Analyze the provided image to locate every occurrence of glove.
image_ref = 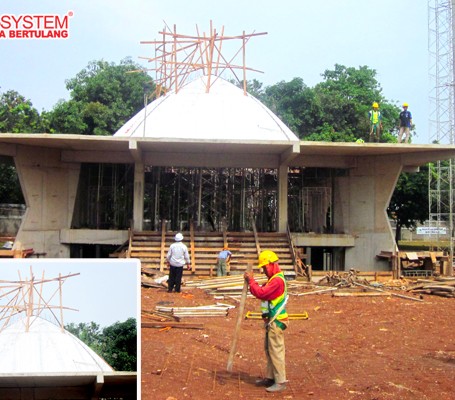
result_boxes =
[244,272,253,283]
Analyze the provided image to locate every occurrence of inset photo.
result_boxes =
[0,258,140,400]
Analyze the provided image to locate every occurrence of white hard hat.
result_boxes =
[175,233,184,241]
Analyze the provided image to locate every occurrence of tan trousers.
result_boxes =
[264,322,287,383]
[398,126,410,143]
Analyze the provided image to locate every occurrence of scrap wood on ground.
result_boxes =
[407,277,455,298]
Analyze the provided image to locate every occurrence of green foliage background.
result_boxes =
[65,318,137,371]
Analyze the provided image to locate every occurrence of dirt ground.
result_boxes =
[141,280,455,400]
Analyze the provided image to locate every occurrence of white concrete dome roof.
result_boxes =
[114,75,299,142]
[0,316,113,373]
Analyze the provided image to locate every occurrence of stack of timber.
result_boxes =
[141,309,204,330]
[407,277,455,298]
[127,230,296,278]
[155,303,235,318]
[185,275,268,297]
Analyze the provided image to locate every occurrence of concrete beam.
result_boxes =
[129,140,143,163]
[0,143,16,157]
[60,229,128,245]
[280,143,300,165]
[91,374,104,399]
[142,152,280,168]
[291,154,356,168]
[61,151,133,164]
[292,233,356,247]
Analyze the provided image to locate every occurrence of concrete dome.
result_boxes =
[0,316,113,373]
[114,75,298,142]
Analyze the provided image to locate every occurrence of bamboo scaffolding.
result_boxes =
[0,269,80,333]
[139,21,267,99]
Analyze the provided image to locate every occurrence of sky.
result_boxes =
[0,259,140,328]
[0,0,430,142]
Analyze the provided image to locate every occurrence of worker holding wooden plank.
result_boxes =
[244,250,289,393]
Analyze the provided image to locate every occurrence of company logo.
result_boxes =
[0,11,74,39]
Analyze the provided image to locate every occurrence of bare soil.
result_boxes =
[141,283,455,400]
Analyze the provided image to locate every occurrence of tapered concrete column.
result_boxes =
[277,164,288,232]
[133,162,144,231]
[339,155,402,270]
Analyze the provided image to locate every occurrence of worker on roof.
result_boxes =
[398,102,413,143]
[166,232,191,293]
[369,102,382,142]
[244,250,289,393]
[216,246,232,276]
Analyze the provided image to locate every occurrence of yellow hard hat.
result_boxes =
[258,250,279,268]
[372,102,379,108]
[402,102,408,107]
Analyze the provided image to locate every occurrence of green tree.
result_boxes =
[262,77,319,137]
[0,90,43,133]
[388,165,429,242]
[66,318,137,371]
[260,65,402,142]
[48,58,154,135]
[99,318,137,371]
[65,321,102,353]
[312,64,400,142]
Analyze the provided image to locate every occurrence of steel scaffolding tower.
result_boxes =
[428,0,455,272]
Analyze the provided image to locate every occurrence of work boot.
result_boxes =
[255,378,274,387]
[265,382,287,392]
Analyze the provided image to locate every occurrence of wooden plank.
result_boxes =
[227,264,251,372]
[159,220,167,272]
[190,222,196,273]
[142,321,204,329]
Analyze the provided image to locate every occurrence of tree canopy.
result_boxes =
[388,165,429,242]
[46,58,154,135]
[260,64,401,142]
[66,318,137,371]
[0,90,44,133]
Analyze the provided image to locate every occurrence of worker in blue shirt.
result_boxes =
[398,102,413,143]
[216,246,232,276]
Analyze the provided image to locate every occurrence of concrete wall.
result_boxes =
[334,155,400,271]
[14,146,80,257]
[0,204,25,235]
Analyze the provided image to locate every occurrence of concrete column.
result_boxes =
[14,146,79,257]
[277,164,288,232]
[133,162,144,231]
[342,155,401,270]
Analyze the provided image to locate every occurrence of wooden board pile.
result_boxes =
[155,303,235,318]
[184,275,267,297]
[141,308,204,330]
[407,277,455,298]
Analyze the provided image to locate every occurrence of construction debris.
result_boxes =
[141,321,204,330]
[155,303,234,318]
[407,277,455,298]
[316,269,370,287]
[141,269,169,289]
[352,282,423,302]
